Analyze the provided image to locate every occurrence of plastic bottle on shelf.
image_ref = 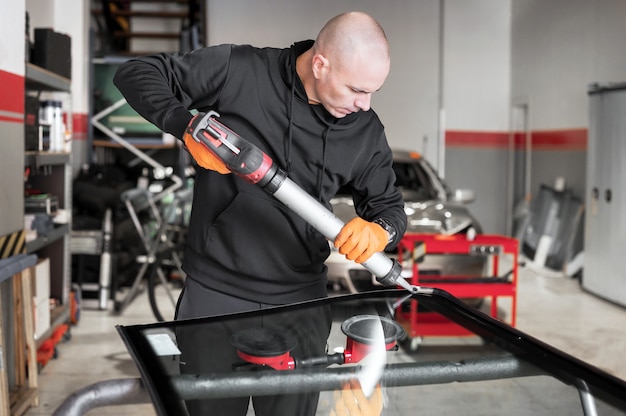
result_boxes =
[40,100,64,152]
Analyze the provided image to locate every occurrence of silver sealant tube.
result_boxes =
[272,177,413,291]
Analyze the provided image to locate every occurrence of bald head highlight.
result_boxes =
[315,12,390,69]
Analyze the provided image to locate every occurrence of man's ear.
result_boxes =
[312,53,329,79]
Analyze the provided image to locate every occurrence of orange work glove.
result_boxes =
[330,380,383,416]
[334,217,388,264]
[183,115,231,174]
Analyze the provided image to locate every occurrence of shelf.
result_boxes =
[92,56,131,65]
[25,63,71,92]
[93,138,176,149]
[24,151,71,167]
[25,224,69,253]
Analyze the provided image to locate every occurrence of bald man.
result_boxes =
[114,11,406,416]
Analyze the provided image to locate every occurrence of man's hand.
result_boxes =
[334,217,388,263]
[183,114,231,174]
[330,380,383,416]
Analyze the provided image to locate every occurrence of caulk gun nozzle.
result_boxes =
[395,277,414,293]
[395,277,421,294]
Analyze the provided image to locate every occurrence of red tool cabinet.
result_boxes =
[395,233,519,340]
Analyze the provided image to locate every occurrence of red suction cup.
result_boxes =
[341,315,405,363]
[230,327,296,370]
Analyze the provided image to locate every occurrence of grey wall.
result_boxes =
[511,0,626,203]
[441,0,511,234]
[0,121,24,237]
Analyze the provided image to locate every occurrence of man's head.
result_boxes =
[305,11,390,118]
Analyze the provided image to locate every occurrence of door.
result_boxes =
[583,84,626,306]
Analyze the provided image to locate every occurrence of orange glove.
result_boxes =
[183,115,231,174]
[334,217,388,263]
[330,380,383,416]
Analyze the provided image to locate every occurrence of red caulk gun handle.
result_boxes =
[188,111,278,187]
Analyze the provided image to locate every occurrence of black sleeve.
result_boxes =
[113,44,232,139]
[351,137,407,249]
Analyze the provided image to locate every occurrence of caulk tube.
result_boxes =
[270,176,413,291]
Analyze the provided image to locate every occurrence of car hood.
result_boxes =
[330,196,480,237]
[404,200,479,235]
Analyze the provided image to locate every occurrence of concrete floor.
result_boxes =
[23,265,626,415]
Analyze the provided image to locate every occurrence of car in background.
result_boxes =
[326,149,484,294]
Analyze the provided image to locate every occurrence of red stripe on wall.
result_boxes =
[72,113,89,138]
[446,131,509,148]
[0,70,24,116]
[530,129,587,151]
[446,129,587,151]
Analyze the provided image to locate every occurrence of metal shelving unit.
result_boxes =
[24,63,73,343]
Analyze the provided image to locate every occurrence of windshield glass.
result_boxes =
[392,159,440,200]
[117,290,626,416]
[335,157,448,202]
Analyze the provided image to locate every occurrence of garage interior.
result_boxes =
[2,0,626,415]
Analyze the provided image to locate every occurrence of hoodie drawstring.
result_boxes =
[316,128,330,202]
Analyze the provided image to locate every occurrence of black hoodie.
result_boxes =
[113,40,407,304]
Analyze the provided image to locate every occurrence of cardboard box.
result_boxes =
[30,258,50,305]
[33,298,51,340]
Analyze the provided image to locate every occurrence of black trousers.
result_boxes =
[175,276,332,416]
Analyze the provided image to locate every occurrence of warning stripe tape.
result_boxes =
[0,230,26,259]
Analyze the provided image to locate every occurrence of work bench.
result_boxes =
[395,233,518,342]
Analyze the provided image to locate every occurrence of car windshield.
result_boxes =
[335,156,450,202]
[393,158,442,201]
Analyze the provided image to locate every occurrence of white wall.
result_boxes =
[0,0,26,237]
[444,0,511,131]
[511,0,626,206]
[206,0,443,164]
[511,0,594,128]
[205,0,512,173]
[512,0,626,130]
[0,0,25,74]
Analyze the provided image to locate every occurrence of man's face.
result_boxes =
[312,49,390,118]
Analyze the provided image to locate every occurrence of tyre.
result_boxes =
[148,256,184,322]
